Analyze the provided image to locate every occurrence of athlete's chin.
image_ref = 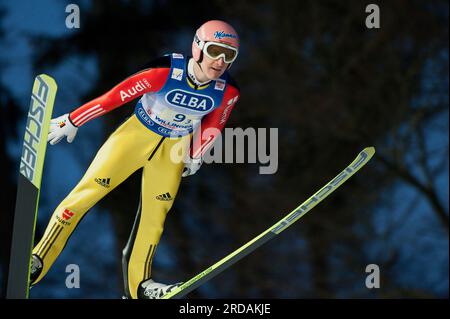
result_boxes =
[206,68,225,80]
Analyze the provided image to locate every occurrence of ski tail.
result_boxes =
[162,147,375,299]
[7,74,57,299]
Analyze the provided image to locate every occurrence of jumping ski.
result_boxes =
[163,146,375,298]
[7,74,57,299]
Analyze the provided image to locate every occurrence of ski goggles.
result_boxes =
[202,42,239,64]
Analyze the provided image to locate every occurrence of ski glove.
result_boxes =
[47,113,78,145]
[182,156,203,177]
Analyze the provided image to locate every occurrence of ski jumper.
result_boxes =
[31,53,240,299]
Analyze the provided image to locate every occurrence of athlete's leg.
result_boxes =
[123,134,190,299]
[32,115,160,284]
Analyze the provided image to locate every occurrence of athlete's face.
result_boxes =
[200,54,229,80]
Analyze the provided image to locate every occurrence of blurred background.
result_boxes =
[0,0,448,298]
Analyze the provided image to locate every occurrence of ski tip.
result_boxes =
[363,146,376,158]
[36,74,57,87]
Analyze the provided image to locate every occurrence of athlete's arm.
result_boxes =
[182,84,240,177]
[69,67,170,127]
[182,85,240,177]
[47,57,171,145]
[190,85,240,158]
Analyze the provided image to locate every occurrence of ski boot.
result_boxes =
[138,278,182,299]
[30,254,43,286]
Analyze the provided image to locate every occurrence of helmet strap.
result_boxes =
[194,34,204,63]
[196,60,203,71]
[189,58,210,85]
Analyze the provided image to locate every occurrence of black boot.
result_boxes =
[30,254,43,286]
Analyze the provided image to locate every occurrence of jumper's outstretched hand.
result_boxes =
[47,113,78,145]
[182,156,203,177]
